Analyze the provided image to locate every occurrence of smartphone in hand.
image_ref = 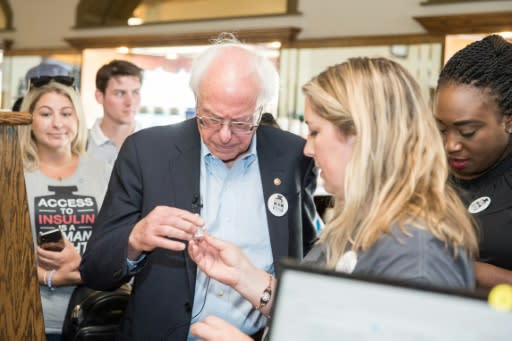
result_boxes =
[37,228,65,251]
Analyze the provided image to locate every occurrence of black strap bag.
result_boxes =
[61,284,131,341]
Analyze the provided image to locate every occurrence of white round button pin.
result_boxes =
[267,193,288,217]
[336,250,358,274]
[468,196,491,214]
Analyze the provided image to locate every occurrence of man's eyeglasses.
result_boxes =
[29,76,75,89]
[196,106,263,135]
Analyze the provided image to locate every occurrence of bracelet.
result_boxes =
[47,269,56,291]
[257,274,273,312]
[43,270,48,286]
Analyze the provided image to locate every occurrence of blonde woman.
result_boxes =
[187,57,479,340]
[19,77,111,340]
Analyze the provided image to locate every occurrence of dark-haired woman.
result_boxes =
[434,34,512,289]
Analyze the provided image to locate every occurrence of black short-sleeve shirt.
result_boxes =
[453,153,512,270]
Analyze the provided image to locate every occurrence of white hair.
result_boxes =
[189,32,279,109]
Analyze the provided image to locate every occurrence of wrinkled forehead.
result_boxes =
[198,79,260,119]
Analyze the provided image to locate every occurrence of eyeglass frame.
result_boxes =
[195,105,264,135]
[28,76,76,90]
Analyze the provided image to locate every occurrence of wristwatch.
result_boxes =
[258,274,273,310]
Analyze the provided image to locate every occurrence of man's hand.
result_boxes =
[128,206,204,259]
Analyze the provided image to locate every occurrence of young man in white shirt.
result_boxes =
[87,60,143,165]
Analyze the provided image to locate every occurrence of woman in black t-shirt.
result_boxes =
[434,34,512,289]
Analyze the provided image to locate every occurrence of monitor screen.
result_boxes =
[268,260,512,340]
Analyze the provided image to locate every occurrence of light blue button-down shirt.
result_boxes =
[188,135,274,339]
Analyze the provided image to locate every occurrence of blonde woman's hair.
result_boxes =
[18,81,88,171]
[302,57,478,268]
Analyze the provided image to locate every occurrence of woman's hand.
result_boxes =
[190,315,252,341]
[188,232,249,288]
[37,238,80,270]
[37,238,82,286]
[189,232,274,314]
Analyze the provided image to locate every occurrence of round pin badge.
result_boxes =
[468,196,491,214]
[335,250,358,274]
[267,193,288,217]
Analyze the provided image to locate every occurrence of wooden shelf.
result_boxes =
[414,11,512,34]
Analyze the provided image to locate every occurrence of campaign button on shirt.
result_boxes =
[468,196,491,214]
[336,250,358,274]
[267,193,288,217]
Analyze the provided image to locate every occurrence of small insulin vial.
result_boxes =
[194,227,206,240]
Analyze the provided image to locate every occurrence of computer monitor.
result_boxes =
[268,260,512,340]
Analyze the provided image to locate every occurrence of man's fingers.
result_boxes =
[163,225,194,241]
[153,206,204,227]
[131,206,206,254]
[156,238,186,251]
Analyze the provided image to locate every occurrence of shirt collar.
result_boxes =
[89,118,109,146]
[89,117,143,146]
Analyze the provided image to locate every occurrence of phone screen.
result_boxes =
[38,229,64,251]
